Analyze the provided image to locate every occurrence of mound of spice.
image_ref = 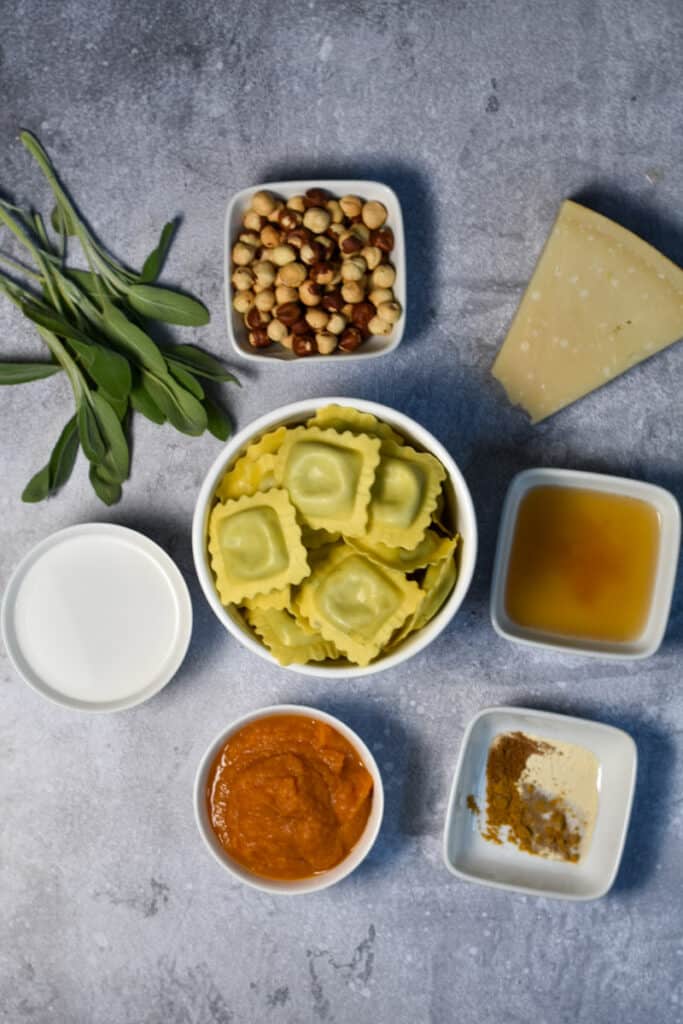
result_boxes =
[471,731,599,863]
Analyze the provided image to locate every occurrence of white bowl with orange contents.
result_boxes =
[193,704,384,894]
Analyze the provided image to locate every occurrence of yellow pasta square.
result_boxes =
[247,607,338,666]
[215,453,277,502]
[307,404,404,445]
[364,440,446,549]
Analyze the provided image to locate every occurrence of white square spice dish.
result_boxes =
[224,179,406,363]
[443,706,637,900]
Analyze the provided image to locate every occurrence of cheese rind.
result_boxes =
[492,200,683,422]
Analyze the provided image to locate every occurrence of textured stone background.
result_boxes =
[1,0,683,1021]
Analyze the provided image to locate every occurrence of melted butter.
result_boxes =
[505,485,660,643]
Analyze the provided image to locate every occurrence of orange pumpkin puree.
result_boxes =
[207,715,374,880]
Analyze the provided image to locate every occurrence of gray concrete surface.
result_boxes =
[1,0,683,1021]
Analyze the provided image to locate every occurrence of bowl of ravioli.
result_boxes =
[192,398,477,676]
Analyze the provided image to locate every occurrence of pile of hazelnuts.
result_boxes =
[231,187,401,356]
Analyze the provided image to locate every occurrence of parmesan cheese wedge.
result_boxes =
[492,199,683,422]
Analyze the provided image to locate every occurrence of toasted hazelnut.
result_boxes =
[354,224,370,244]
[252,191,277,217]
[341,256,366,282]
[370,227,394,252]
[299,280,323,306]
[233,290,254,314]
[341,280,365,304]
[267,200,285,222]
[232,267,254,291]
[292,334,318,357]
[309,262,336,286]
[314,235,336,260]
[279,208,302,231]
[275,302,302,325]
[291,318,311,335]
[232,242,255,266]
[339,229,363,255]
[361,246,383,271]
[350,301,375,330]
[271,244,297,267]
[303,207,331,234]
[339,326,363,352]
[339,195,363,219]
[280,332,294,350]
[267,318,289,343]
[326,199,344,224]
[369,287,394,307]
[305,308,329,331]
[277,261,307,288]
[304,187,330,208]
[254,289,276,312]
[286,195,306,213]
[300,241,325,266]
[243,209,265,232]
[326,312,346,335]
[275,284,298,304]
[248,328,271,349]
[326,222,345,243]
[368,314,392,336]
[252,260,276,288]
[316,331,337,355]
[370,263,396,289]
[286,227,312,250]
[361,200,387,230]
[260,224,283,249]
[341,303,355,319]
[245,306,270,329]
[239,231,261,248]
[378,300,402,324]
[252,281,271,294]
[321,289,344,312]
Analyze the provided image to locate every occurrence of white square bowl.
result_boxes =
[443,706,637,900]
[490,468,680,659]
[224,180,406,363]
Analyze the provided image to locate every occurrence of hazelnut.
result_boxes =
[252,260,276,288]
[267,200,285,223]
[361,246,383,271]
[304,187,330,208]
[339,195,362,219]
[316,331,338,355]
[369,287,394,307]
[239,231,261,248]
[248,327,271,348]
[299,280,323,306]
[245,306,270,329]
[232,242,255,266]
[326,312,346,335]
[341,280,365,304]
[361,200,387,230]
[378,300,402,324]
[267,318,289,343]
[232,267,254,291]
[286,195,306,213]
[279,208,302,231]
[339,230,363,255]
[326,222,345,243]
[291,318,311,335]
[321,289,344,312]
[252,280,271,294]
[341,302,355,319]
[275,284,298,304]
[350,301,375,330]
[260,224,283,249]
[280,332,294,350]
[254,289,276,312]
[370,263,396,289]
[271,244,297,267]
[370,227,394,252]
[292,334,318,357]
[277,261,307,288]
[314,235,336,260]
[309,262,336,286]
[368,314,392,336]
[303,207,331,234]
[340,256,366,282]
[286,226,313,249]
[243,209,265,232]
[339,326,363,352]
[305,308,329,331]
[251,191,277,217]
[354,224,370,244]
[232,290,254,315]
[300,241,325,266]
[275,302,302,325]
[326,199,344,224]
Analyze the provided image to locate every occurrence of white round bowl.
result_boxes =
[193,704,384,894]
[192,396,478,677]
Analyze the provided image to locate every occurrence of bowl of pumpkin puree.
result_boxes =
[194,705,384,893]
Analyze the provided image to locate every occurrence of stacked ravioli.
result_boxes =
[208,405,460,667]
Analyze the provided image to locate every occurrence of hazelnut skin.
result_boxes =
[338,326,364,352]
[292,334,318,356]
[248,327,271,348]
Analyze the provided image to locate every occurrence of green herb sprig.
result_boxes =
[0,131,237,505]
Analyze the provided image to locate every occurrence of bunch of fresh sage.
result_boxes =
[0,131,237,505]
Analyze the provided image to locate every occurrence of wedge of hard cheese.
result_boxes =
[492,199,683,423]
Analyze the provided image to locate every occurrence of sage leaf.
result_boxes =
[0,361,61,385]
[89,464,121,505]
[49,415,79,490]
[105,394,129,420]
[90,392,130,480]
[168,361,204,399]
[50,203,77,237]
[142,371,207,436]
[140,221,175,283]
[77,400,106,462]
[168,344,239,383]
[127,284,210,327]
[204,396,232,441]
[130,382,166,424]
[99,296,167,374]
[21,464,51,503]
[68,337,132,400]
[67,268,104,298]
